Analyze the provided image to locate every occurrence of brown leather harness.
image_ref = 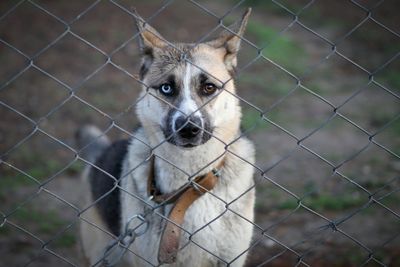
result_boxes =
[146,156,224,264]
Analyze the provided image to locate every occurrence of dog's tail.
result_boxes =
[75,125,111,164]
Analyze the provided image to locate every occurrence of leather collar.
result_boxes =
[146,156,224,264]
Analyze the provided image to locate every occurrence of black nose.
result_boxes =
[174,116,202,139]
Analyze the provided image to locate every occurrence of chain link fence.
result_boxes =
[1,0,399,266]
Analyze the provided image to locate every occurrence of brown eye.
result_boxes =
[202,83,217,95]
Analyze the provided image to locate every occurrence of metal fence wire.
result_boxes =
[0,0,399,266]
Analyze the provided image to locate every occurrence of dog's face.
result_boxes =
[135,9,251,148]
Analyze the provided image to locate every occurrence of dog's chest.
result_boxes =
[119,132,255,266]
[127,179,251,266]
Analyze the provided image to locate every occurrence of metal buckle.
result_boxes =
[212,168,221,177]
[125,214,149,237]
[103,214,149,267]
[191,181,202,193]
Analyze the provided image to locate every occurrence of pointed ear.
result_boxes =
[206,8,251,72]
[133,8,168,50]
[133,9,168,79]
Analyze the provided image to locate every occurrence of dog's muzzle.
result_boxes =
[175,115,201,140]
[163,113,212,148]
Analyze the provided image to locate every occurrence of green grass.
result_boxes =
[0,161,64,199]
[387,117,400,136]
[245,20,305,73]
[224,12,306,74]
[376,116,400,156]
[238,72,296,95]
[277,199,299,210]
[53,232,77,248]
[368,110,398,130]
[12,206,77,247]
[29,161,62,180]
[241,109,266,130]
[241,108,282,131]
[377,69,400,92]
[379,193,400,207]
[237,0,305,16]
[338,250,368,267]
[0,225,11,236]
[0,171,37,200]
[5,206,76,247]
[13,207,66,234]
[7,144,65,179]
[361,180,388,190]
[64,160,85,176]
[307,194,366,211]
[0,173,35,190]
[277,193,367,211]
[0,149,75,199]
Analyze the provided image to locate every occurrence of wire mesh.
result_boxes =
[0,0,399,266]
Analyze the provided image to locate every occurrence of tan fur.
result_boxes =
[80,8,255,267]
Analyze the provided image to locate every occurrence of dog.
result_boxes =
[77,8,256,267]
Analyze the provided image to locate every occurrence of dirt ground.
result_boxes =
[1,1,399,266]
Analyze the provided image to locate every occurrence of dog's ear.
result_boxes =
[206,8,251,72]
[133,9,167,50]
[133,9,168,79]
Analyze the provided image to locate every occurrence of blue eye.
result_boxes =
[159,83,174,96]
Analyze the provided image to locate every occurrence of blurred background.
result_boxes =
[0,0,399,266]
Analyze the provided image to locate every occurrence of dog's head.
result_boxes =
[134,9,251,148]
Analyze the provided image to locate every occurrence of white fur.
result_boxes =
[119,50,254,266]
[81,44,256,266]
[172,63,203,132]
[180,63,198,115]
[120,128,255,266]
[80,94,255,266]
